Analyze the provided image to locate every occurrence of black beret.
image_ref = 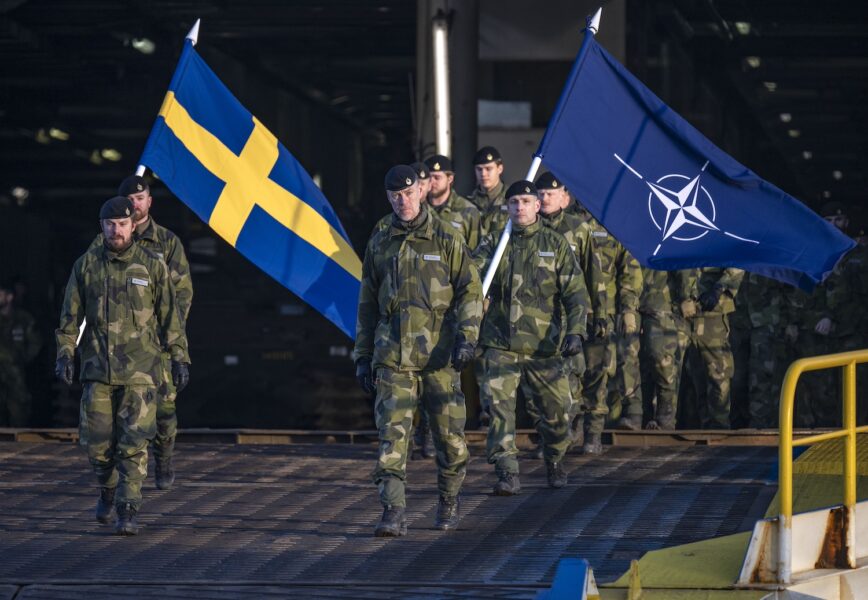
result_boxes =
[424,154,453,173]
[384,165,418,192]
[473,146,501,165]
[820,201,846,217]
[99,196,135,220]
[118,175,149,196]
[410,161,430,180]
[505,180,538,199]
[535,172,564,191]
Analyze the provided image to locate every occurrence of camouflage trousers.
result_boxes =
[0,358,30,427]
[607,314,643,424]
[747,325,788,429]
[372,367,468,507]
[480,348,572,474]
[152,354,178,462]
[78,382,157,509]
[581,334,617,435]
[682,314,734,429]
[639,313,687,428]
[729,319,751,429]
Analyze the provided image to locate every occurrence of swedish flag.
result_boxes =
[140,40,361,337]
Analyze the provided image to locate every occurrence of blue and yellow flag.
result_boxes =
[140,40,361,337]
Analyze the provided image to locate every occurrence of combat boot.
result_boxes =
[616,415,642,431]
[545,461,568,488]
[95,487,116,524]
[434,495,460,530]
[155,458,175,490]
[493,472,521,496]
[115,502,139,536]
[374,505,407,537]
[582,432,603,456]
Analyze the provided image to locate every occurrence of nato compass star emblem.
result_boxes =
[613,153,759,256]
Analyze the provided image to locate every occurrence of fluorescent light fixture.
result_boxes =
[787,129,800,138]
[779,113,792,123]
[35,128,51,144]
[832,170,843,180]
[89,150,103,165]
[745,56,761,68]
[802,151,813,160]
[734,22,751,35]
[432,12,451,158]
[763,81,777,92]
[48,127,70,141]
[131,37,155,55]
[100,148,122,161]
[11,186,29,201]
[822,190,832,198]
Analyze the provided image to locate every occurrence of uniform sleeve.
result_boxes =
[675,269,699,302]
[165,235,194,325]
[581,227,607,319]
[154,261,189,363]
[558,243,590,337]
[55,264,84,361]
[352,240,380,363]
[616,246,642,313]
[715,268,745,297]
[465,207,481,253]
[449,238,482,346]
[471,231,498,276]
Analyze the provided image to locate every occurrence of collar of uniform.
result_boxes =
[431,188,461,214]
[476,180,504,201]
[103,240,137,263]
[390,204,432,238]
[135,216,157,241]
[541,208,563,228]
[511,216,541,238]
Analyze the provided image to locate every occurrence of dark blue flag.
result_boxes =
[538,36,855,290]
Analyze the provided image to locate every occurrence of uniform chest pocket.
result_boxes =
[126,271,155,328]
[417,254,453,311]
[532,251,558,297]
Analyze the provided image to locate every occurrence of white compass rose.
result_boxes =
[613,154,759,255]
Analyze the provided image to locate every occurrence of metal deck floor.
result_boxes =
[0,442,778,598]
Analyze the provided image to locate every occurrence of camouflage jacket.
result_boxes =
[56,240,189,385]
[90,217,193,326]
[565,198,595,223]
[587,218,642,316]
[480,201,511,241]
[680,267,744,316]
[639,268,690,320]
[429,189,482,251]
[354,205,482,371]
[541,208,604,317]
[473,218,590,356]
[0,308,41,365]
[738,272,788,330]
[821,245,868,337]
[466,180,505,214]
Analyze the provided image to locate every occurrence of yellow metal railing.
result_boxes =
[778,348,868,583]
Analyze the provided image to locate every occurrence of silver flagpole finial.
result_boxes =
[587,8,602,34]
[186,18,201,46]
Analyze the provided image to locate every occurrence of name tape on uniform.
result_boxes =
[592,231,608,238]
[538,251,555,257]
[130,277,150,287]
[423,254,441,262]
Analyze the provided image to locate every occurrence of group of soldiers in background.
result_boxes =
[53,176,193,536]
[353,146,868,537]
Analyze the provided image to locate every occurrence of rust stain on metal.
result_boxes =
[815,506,849,569]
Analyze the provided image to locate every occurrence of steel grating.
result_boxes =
[0,442,778,598]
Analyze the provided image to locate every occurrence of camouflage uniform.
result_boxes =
[638,268,689,428]
[741,274,789,429]
[354,205,481,508]
[56,240,188,510]
[540,208,600,424]
[473,219,590,475]
[474,182,508,240]
[430,189,482,252]
[788,285,826,428]
[467,181,505,217]
[0,307,41,426]
[581,219,642,435]
[91,217,193,463]
[728,288,751,428]
[680,267,744,429]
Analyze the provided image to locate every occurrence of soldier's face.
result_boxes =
[387,182,422,222]
[429,171,453,199]
[508,194,540,226]
[539,188,568,215]
[101,217,135,251]
[127,190,152,223]
[824,214,849,232]
[475,162,503,191]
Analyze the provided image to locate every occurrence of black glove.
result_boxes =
[560,333,584,358]
[699,287,721,312]
[55,356,75,386]
[593,317,610,340]
[355,358,376,395]
[171,361,190,393]
[451,336,475,372]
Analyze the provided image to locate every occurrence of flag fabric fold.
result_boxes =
[140,40,361,337]
[538,36,854,291]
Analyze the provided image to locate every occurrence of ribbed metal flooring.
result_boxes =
[0,442,777,598]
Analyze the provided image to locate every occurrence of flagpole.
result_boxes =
[135,18,201,178]
[481,7,601,297]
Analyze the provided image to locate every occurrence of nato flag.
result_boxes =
[538,35,854,291]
